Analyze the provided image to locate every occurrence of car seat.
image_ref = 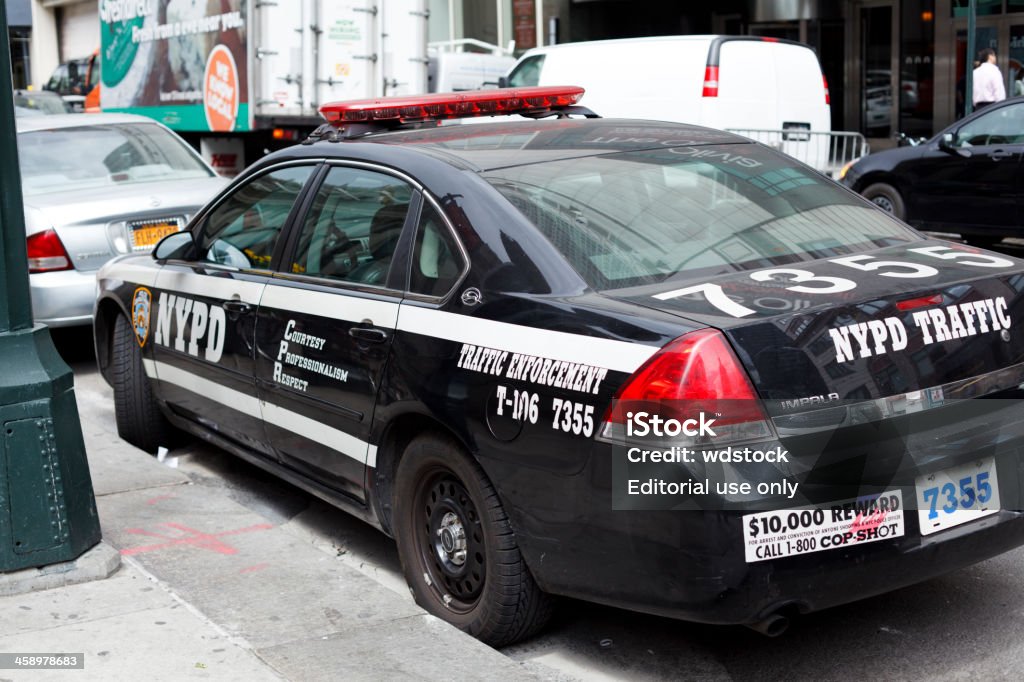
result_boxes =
[349,203,407,285]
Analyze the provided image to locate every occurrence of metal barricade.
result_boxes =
[725,129,870,178]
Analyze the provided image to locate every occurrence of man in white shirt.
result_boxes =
[973,48,1006,108]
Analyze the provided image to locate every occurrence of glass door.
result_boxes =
[862,4,897,137]
[1010,25,1024,97]
[955,23,1000,118]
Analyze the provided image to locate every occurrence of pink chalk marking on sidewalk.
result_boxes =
[238,562,270,574]
[120,522,274,556]
[144,493,177,505]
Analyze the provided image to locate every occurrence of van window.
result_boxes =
[508,55,545,87]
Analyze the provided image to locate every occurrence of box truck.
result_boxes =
[99,0,429,174]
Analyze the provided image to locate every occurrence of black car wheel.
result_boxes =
[862,182,906,220]
[111,313,178,453]
[393,433,552,646]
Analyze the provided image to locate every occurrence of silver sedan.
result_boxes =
[17,113,228,327]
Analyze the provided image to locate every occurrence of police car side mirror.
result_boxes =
[498,75,509,88]
[153,230,195,262]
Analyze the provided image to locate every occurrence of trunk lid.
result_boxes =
[607,239,1024,404]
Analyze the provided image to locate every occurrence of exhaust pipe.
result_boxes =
[746,612,790,637]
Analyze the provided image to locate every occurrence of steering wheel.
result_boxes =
[321,237,361,276]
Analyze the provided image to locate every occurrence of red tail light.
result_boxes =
[702,66,720,97]
[823,74,831,105]
[26,229,72,273]
[600,329,772,444]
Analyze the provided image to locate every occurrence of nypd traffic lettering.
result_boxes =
[154,292,225,363]
[829,296,1010,363]
[457,342,608,395]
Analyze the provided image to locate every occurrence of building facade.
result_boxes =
[490,0,1024,138]
[11,1,1024,138]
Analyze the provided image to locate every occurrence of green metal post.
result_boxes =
[0,1,101,571]
[966,0,976,117]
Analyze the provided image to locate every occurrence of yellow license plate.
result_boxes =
[132,221,181,249]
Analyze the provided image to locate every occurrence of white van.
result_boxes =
[503,35,832,169]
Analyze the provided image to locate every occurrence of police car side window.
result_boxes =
[198,165,315,270]
[291,166,412,286]
[409,203,465,297]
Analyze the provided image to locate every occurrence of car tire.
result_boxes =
[111,313,177,454]
[393,433,553,646]
[862,182,906,220]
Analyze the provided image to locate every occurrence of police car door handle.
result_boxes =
[991,149,1013,160]
[349,326,389,343]
[223,299,252,314]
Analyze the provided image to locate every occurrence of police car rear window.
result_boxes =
[484,145,916,290]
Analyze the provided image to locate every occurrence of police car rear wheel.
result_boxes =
[393,433,552,646]
[112,313,177,454]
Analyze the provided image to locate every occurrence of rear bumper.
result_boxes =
[520,494,1024,626]
[30,268,96,327]
[507,395,1024,625]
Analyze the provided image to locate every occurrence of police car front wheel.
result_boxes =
[111,313,178,454]
[393,433,552,646]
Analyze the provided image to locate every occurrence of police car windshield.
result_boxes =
[17,123,213,196]
[484,145,916,290]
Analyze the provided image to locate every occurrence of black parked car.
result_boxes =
[840,96,1024,248]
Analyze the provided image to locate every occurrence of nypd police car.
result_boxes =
[94,87,1024,644]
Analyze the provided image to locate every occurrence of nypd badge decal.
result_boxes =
[132,287,152,347]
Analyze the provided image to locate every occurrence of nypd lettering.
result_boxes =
[273,319,349,393]
[457,343,608,395]
[830,296,1011,364]
[154,292,226,362]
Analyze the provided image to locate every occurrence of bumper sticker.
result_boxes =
[743,490,905,563]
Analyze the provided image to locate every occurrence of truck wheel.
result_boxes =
[111,313,177,454]
[862,182,906,220]
[393,433,552,646]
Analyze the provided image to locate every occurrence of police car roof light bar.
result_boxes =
[319,86,586,126]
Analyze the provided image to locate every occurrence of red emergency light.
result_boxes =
[895,293,943,311]
[318,86,586,125]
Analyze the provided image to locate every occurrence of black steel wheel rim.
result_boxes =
[413,468,486,612]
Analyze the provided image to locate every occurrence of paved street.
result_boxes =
[50,229,1024,682]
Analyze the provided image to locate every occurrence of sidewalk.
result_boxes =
[0,369,560,681]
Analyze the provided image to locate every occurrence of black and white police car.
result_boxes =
[94,86,1024,644]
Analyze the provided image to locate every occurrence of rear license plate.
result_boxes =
[915,457,999,536]
[130,218,182,251]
